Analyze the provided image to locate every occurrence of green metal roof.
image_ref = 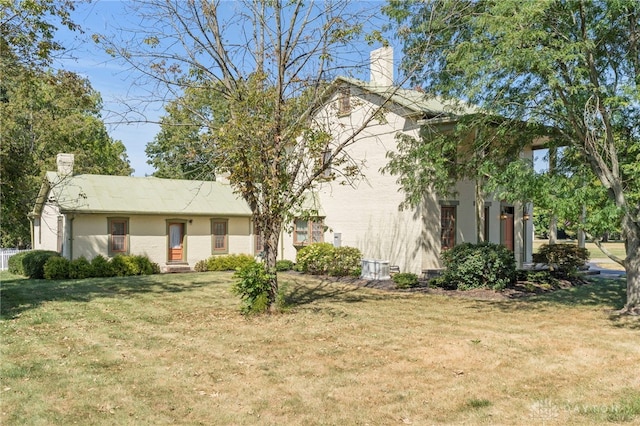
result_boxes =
[336,76,477,117]
[41,172,252,216]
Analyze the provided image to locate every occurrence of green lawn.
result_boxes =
[534,240,627,259]
[1,271,639,425]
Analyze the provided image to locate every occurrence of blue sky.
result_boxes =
[55,1,548,176]
[56,1,162,176]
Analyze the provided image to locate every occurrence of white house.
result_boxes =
[279,47,535,276]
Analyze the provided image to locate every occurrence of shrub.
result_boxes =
[22,250,61,279]
[133,255,159,275]
[91,255,113,277]
[275,259,294,271]
[69,257,93,279]
[295,243,335,274]
[8,251,29,276]
[43,256,70,280]
[535,243,590,276]
[440,242,516,291]
[393,272,419,289]
[110,254,140,276]
[194,259,208,272]
[231,261,275,314]
[329,246,362,277]
[206,254,255,271]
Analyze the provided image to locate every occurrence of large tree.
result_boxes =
[1,1,132,247]
[385,0,640,312]
[97,0,399,309]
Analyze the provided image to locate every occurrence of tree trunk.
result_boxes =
[623,217,640,313]
[261,220,282,309]
[549,215,558,245]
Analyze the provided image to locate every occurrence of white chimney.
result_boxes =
[56,153,74,176]
[370,46,394,86]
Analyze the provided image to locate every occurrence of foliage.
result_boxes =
[328,246,362,277]
[393,272,419,289]
[535,244,590,277]
[205,254,256,271]
[110,255,140,277]
[0,63,133,247]
[231,261,275,315]
[90,255,113,278]
[20,250,60,279]
[68,257,93,280]
[275,260,295,272]
[194,259,208,272]
[439,243,516,291]
[7,252,29,276]
[43,257,70,280]
[295,243,336,275]
[385,0,640,310]
[96,0,393,310]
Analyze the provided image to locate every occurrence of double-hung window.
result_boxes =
[211,219,228,253]
[294,217,324,246]
[440,206,456,251]
[108,218,129,255]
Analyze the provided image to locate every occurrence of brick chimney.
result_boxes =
[56,153,74,176]
[370,46,394,86]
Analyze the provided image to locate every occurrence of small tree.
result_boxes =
[97,1,409,310]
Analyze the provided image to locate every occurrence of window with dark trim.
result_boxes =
[440,206,456,251]
[294,217,324,246]
[108,218,129,255]
[338,87,351,115]
[211,219,228,253]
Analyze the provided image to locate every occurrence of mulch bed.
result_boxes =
[322,274,588,301]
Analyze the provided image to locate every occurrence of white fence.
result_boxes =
[0,249,30,271]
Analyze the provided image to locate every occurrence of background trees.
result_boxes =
[97,0,391,309]
[1,0,132,247]
[385,0,640,312]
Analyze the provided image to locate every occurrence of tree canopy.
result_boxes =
[97,0,392,310]
[384,0,640,312]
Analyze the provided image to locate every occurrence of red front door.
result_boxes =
[169,223,184,261]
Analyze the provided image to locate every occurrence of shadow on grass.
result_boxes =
[0,272,229,320]
[477,276,639,329]
[280,273,404,307]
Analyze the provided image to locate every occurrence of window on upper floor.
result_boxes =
[338,87,351,115]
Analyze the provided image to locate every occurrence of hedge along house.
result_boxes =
[30,153,254,272]
[281,47,539,277]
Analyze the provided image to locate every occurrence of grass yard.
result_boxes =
[1,270,639,425]
[534,240,627,259]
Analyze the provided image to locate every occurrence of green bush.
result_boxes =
[329,246,362,277]
[22,250,61,279]
[206,254,255,271]
[110,254,140,276]
[296,243,335,274]
[440,242,516,291]
[275,259,294,271]
[8,251,29,276]
[231,261,275,314]
[69,257,93,279]
[133,255,159,275]
[393,272,419,289]
[535,243,590,276]
[43,256,70,280]
[90,255,113,277]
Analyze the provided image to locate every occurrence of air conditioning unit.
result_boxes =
[360,259,390,280]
